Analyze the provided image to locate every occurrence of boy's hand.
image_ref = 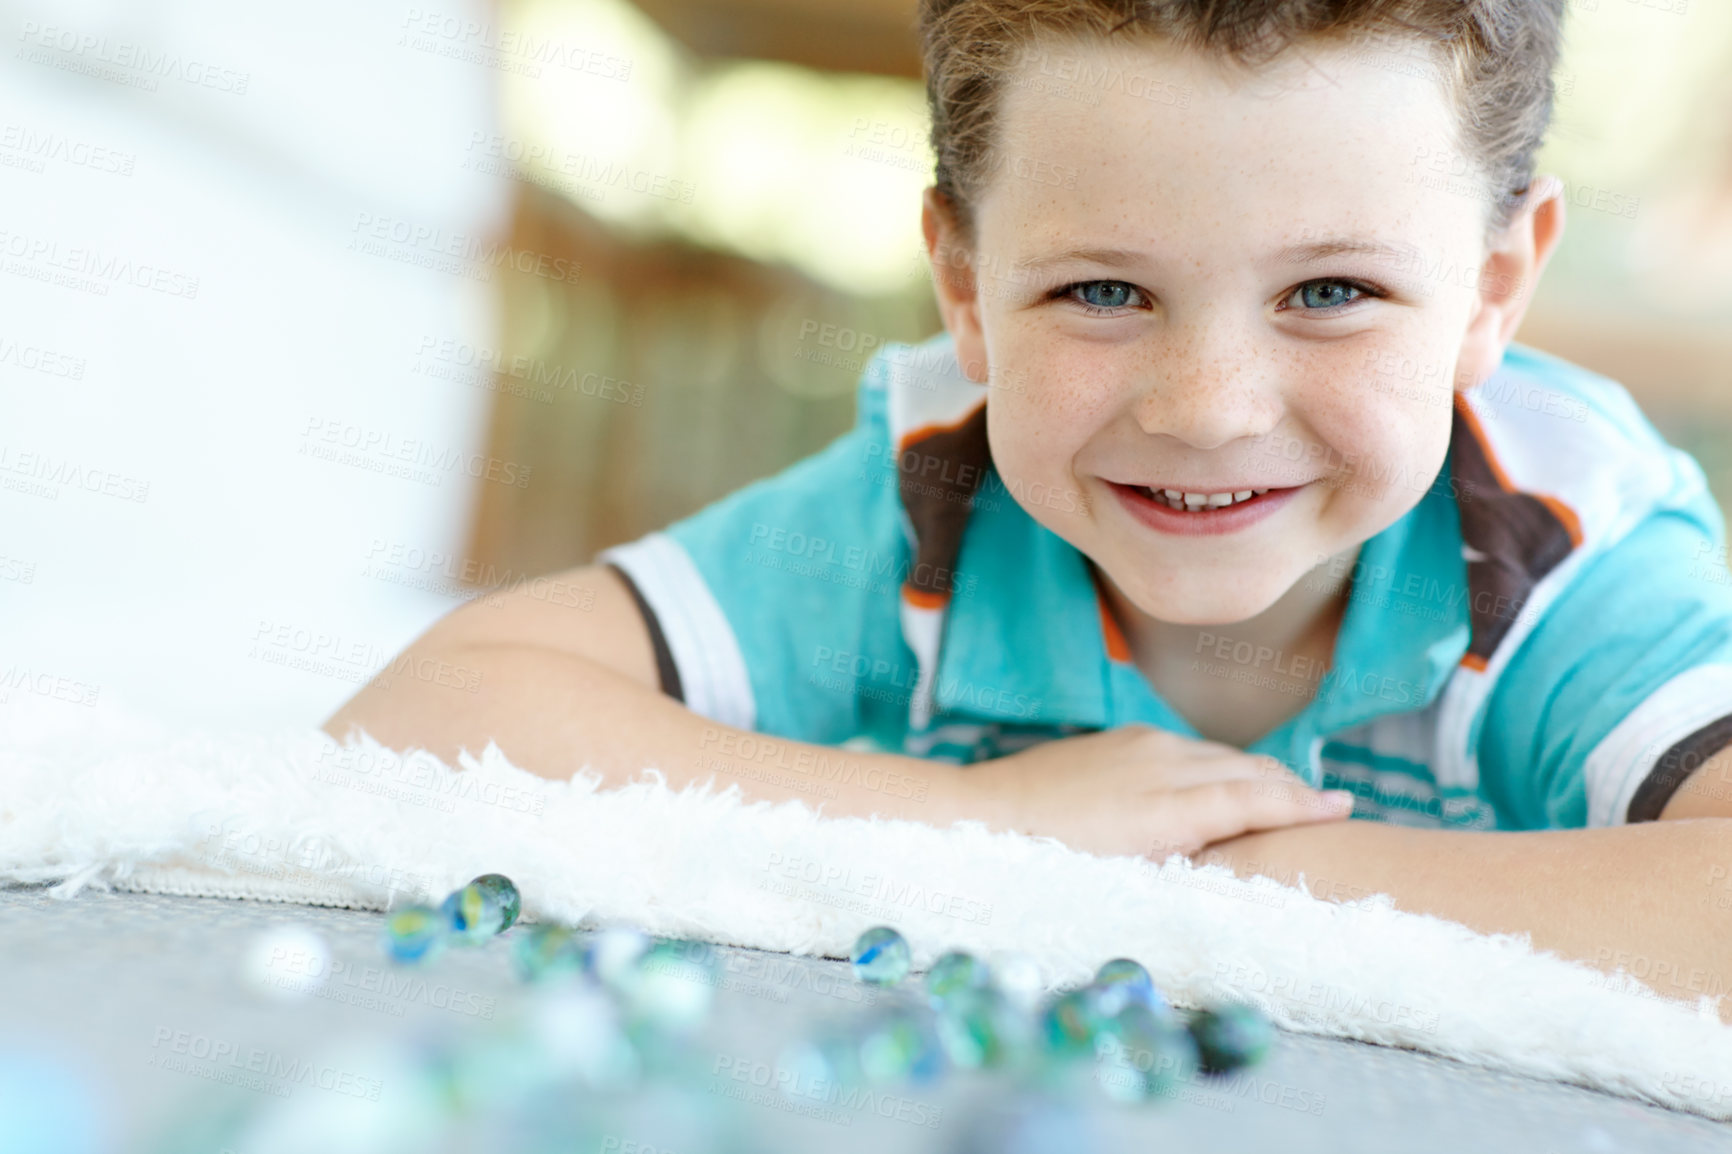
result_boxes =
[950,724,1355,860]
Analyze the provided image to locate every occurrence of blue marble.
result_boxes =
[855,1006,945,1085]
[778,1029,862,1095]
[470,874,521,932]
[1090,957,1168,1018]
[585,926,652,987]
[934,986,1029,1070]
[1188,1002,1274,1074]
[925,951,992,1005]
[621,940,717,1031]
[510,924,586,982]
[441,883,507,943]
[1096,1002,1201,1103]
[382,904,447,963]
[849,926,911,987]
[1041,989,1106,1061]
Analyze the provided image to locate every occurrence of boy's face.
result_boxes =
[928,33,1559,626]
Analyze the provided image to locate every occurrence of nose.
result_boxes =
[1131,322,1283,451]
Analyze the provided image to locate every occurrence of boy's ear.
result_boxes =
[1455,175,1567,392]
[921,186,990,383]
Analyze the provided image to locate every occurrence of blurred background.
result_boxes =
[2,0,1730,729]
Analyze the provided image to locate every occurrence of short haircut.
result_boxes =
[919,0,1568,245]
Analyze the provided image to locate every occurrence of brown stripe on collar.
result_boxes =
[1451,397,1583,668]
[898,401,991,603]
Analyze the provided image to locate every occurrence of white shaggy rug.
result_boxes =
[3,694,1730,1121]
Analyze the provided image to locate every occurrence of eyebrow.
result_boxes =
[1010,247,1148,276]
[1270,237,1417,266]
[1011,238,1420,278]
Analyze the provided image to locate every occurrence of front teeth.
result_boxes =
[1148,487,1268,511]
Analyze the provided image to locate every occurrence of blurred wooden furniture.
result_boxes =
[630,0,922,76]
[464,181,940,579]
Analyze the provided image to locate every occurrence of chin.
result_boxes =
[1116,572,1292,628]
[1157,600,1285,628]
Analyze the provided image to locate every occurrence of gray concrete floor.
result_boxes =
[0,886,1726,1153]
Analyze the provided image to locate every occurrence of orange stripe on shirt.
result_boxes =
[1099,594,1131,662]
[902,584,949,612]
[898,400,989,455]
[1537,494,1584,549]
[1085,566,1132,662]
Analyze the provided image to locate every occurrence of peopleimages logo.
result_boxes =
[399,8,633,81]
[0,123,135,175]
[413,337,644,405]
[298,417,532,489]
[0,444,149,503]
[0,333,86,378]
[15,21,251,94]
[709,1054,944,1128]
[347,212,582,284]
[0,229,199,298]
[148,1028,381,1099]
[763,852,993,926]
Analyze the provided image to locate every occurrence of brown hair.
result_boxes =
[918,0,1567,246]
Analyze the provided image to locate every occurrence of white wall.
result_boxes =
[0,0,515,728]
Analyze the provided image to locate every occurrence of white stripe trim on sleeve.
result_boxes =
[1582,663,1732,827]
[598,532,757,732]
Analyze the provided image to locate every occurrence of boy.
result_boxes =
[327,0,1732,1013]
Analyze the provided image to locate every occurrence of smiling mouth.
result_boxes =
[1118,484,1276,512]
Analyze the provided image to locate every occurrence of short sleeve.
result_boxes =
[1476,504,1732,829]
[597,365,914,746]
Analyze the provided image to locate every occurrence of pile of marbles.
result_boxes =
[831,926,1269,1104]
[157,874,1280,1153]
[380,874,1271,1108]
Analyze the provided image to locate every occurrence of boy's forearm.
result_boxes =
[321,641,959,824]
[1200,819,1732,1019]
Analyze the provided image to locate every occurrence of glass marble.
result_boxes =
[529,984,642,1092]
[849,926,911,987]
[441,883,507,943]
[934,986,1030,1070]
[1096,1002,1201,1103]
[383,904,448,963]
[855,1006,945,1085]
[1188,1003,1273,1074]
[925,950,991,1005]
[511,924,586,982]
[1090,958,1168,1019]
[470,874,521,932]
[778,1031,861,1097]
[620,940,717,1031]
[1041,989,1106,1061]
[586,927,653,987]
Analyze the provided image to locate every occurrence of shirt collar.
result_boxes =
[926,457,1471,760]
[1287,461,1472,738]
[930,471,1110,729]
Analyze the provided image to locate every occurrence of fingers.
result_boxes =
[1171,778,1354,848]
[1158,752,1312,793]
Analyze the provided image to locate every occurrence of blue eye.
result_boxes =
[1290,280,1369,310]
[1067,280,1145,314]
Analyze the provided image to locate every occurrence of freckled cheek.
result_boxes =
[988,385,1099,488]
[1313,372,1444,461]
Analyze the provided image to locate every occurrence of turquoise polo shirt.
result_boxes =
[601,332,1732,832]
